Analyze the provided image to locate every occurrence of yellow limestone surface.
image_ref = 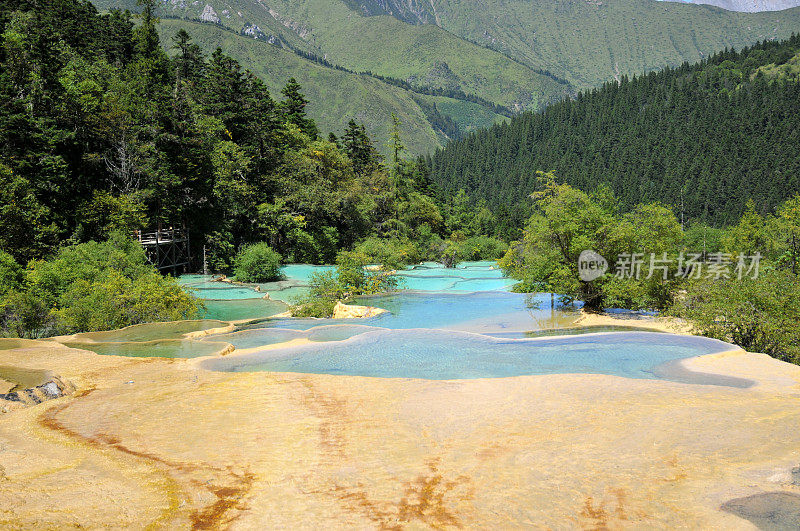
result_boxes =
[1,339,800,528]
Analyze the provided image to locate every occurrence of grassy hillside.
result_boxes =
[251,0,572,110]
[413,0,800,87]
[275,0,800,88]
[157,20,505,155]
[100,0,573,112]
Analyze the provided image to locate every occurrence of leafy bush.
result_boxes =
[600,275,672,311]
[0,250,23,296]
[335,251,401,294]
[55,269,202,333]
[27,233,151,293]
[290,252,400,317]
[439,241,461,268]
[500,173,683,309]
[353,237,420,270]
[290,271,341,318]
[0,235,202,337]
[457,235,508,261]
[233,243,283,283]
[0,289,55,338]
[424,234,507,267]
[671,269,800,363]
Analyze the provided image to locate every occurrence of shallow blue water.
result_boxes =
[361,292,572,332]
[306,324,389,342]
[203,330,739,383]
[178,262,742,386]
[242,292,577,335]
[199,299,288,321]
[394,261,515,291]
[279,264,336,283]
[199,328,304,349]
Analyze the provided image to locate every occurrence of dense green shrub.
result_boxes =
[291,251,401,317]
[0,289,55,338]
[55,269,202,333]
[290,271,341,318]
[334,251,401,294]
[25,234,154,308]
[456,235,508,261]
[671,269,800,363]
[353,237,420,269]
[0,250,23,296]
[439,241,461,268]
[0,235,202,337]
[233,243,283,283]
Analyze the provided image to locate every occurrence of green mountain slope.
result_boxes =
[275,0,800,88]
[248,0,571,110]
[158,20,506,155]
[421,0,800,88]
[94,0,800,151]
[96,0,574,112]
[428,35,800,227]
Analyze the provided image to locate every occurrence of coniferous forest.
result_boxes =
[428,35,800,231]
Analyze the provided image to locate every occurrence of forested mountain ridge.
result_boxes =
[428,35,800,229]
[90,0,800,154]
[93,0,574,112]
[156,19,508,156]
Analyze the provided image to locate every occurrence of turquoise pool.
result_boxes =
[394,261,515,292]
[177,261,518,321]
[201,330,743,384]
[102,261,744,386]
[239,292,577,335]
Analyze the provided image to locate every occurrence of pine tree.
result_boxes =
[343,120,380,175]
[134,0,160,59]
[172,29,204,83]
[388,112,405,177]
[280,77,318,139]
[203,49,247,141]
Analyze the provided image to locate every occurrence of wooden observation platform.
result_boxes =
[134,228,191,275]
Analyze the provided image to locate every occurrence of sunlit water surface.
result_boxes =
[54,262,741,384]
[202,330,740,384]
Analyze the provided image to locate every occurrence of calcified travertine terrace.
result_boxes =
[1,338,800,528]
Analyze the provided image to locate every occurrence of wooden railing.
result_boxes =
[133,228,188,246]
